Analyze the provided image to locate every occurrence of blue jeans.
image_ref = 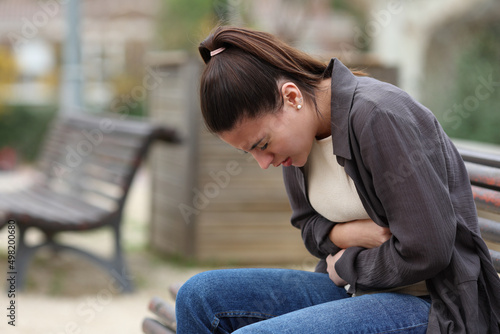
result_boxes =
[176,268,431,334]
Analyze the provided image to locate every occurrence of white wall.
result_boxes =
[369,0,490,99]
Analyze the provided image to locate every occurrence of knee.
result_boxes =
[175,270,220,315]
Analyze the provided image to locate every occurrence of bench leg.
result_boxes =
[14,225,40,291]
[111,221,134,293]
[10,222,133,293]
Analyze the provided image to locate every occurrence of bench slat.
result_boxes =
[4,192,78,224]
[77,180,124,203]
[81,164,126,187]
[34,187,110,218]
[459,147,500,169]
[64,130,146,151]
[78,158,132,180]
[19,189,97,224]
[478,216,500,243]
[92,144,140,162]
[7,187,109,225]
[64,113,157,137]
[464,162,500,190]
[142,318,176,334]
[490,250,500,272]
[471,185,500,215]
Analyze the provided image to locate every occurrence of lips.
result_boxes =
[281,157,292,167]
[274,157,292,167]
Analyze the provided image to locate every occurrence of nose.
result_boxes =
[252,151,273,169]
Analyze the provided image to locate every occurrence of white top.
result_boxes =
[305,136,428,297]
[305,136,370,222]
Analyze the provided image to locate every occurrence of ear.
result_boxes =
[281,82,303,110]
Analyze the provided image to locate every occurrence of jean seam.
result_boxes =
[210,311,275,333]
[210,316,220,334]
[375,322,428,334]
[215,311,275,319]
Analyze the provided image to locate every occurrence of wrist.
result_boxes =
[329,224,352,249]
[335,246,364,288]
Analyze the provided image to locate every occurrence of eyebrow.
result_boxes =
[243,137,264,153]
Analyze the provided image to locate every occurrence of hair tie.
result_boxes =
[210,47,225,57]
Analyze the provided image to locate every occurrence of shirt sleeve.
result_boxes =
[335,104,457,292]
[282,166,341,259]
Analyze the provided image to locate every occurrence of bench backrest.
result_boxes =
[459,147,500,272]
[36,113,178,213]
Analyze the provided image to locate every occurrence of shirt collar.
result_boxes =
[325,58,359,161]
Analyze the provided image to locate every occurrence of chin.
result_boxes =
[293,160,306,168]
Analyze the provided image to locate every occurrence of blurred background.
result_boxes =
[1,0,499,166]
[0,0,499,333]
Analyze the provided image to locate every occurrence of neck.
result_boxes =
[314,78,332,139]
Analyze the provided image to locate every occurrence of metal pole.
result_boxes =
[59,0,82,113]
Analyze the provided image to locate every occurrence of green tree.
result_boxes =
[438,23,500,144]
[156,0,220,52]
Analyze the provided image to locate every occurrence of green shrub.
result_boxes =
[436,23,500,144]
[0,105,58,163]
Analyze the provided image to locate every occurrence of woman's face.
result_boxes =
[219,103,318,169]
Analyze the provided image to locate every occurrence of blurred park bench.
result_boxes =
[0,112,180,292]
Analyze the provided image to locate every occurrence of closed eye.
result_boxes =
[260,143,268,151]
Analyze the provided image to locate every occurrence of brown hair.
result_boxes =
[198,26,358,133]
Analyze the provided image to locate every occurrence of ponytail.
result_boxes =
[199,26,327,83]
[198,26,358,133]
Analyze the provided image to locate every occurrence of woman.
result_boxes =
[175,26,500,333]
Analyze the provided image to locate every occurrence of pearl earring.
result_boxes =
[297,104,302,110]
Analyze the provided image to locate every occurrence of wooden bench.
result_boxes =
[457,146,500,272]
[0,112,180,292]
